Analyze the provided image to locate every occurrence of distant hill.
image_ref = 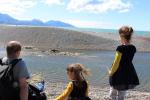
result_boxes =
[0,25,117,51]
[0,13,18,24]
[45,20,74,27]
[0,25,150,51]
[0,13,74,27]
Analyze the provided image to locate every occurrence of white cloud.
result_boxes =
[0,0,36,17]
[63,19,112,28]
[67,0,132,13]
[44,0,64,5]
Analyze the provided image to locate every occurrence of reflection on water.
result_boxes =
[0,49,150,91]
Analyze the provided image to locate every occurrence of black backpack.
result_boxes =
[0,58,22,100]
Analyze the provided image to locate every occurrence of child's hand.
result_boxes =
[106,67,111,74]
[108,70,111,75]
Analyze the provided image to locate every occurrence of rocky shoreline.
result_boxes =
[45,82,150,100]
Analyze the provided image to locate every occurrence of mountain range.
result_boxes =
[0,13,74,27]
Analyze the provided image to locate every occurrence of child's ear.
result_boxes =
[16,51,21,57]
[17,51,21,54]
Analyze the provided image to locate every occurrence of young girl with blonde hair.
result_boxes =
[108,26,139,100]
[55,63,91,100]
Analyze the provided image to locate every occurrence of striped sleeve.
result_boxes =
[109,51,122,76]
[55,82,73,100]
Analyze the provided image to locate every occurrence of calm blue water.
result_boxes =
[63,27,150,36]
[0,49,150,92]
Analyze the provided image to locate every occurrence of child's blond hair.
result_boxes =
[119,26,133,41]
[67,63,90,81]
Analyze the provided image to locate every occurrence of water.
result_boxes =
[0,49,150,92]
[63,27,150,36]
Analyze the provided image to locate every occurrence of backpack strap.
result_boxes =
[8,59,22,81]
[0,58,3,65]
[9,59,22,69]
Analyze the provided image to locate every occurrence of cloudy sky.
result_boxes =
[0,0,149,31]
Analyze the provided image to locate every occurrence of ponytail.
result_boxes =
[129,27,133,34]
[82,66,91,76]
